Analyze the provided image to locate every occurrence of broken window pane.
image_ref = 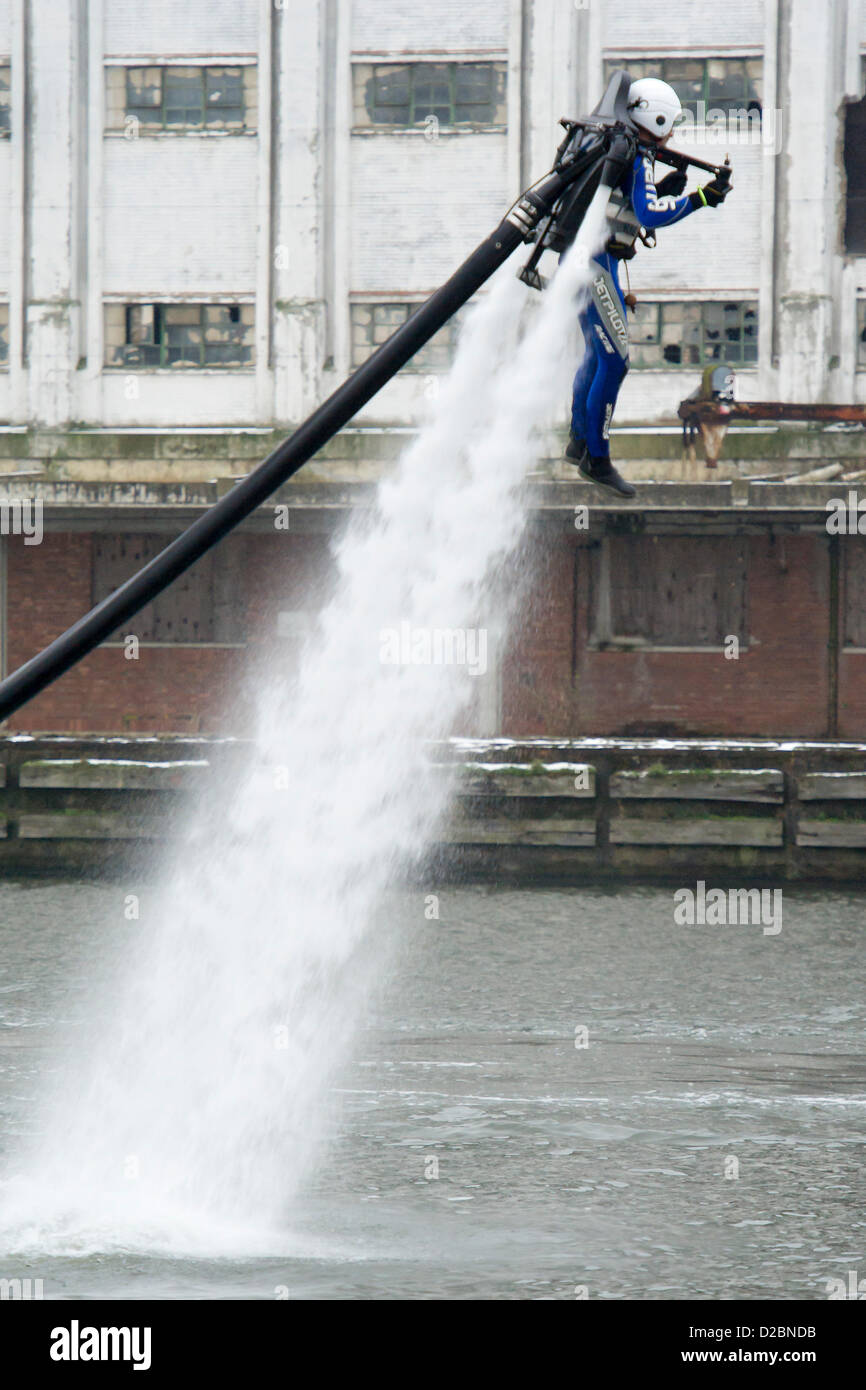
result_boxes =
[203,304,253,364]
[126,67,162,120]
[164,307,203,366]
[123,65,251,131]
[370,65,411,123]
[631,302,758,368]
[205,67,244,125]
[631,303,660,344]
[164,68,203,126]
[107,302,254,368]
[121,305,160,365]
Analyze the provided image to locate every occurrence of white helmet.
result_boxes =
[627,77,683,139]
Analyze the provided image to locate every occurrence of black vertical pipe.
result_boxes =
[0,166,578,721]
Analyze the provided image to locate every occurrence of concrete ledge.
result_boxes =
[0,473,860,521]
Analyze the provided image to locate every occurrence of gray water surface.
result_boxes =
[0,880,863,1299]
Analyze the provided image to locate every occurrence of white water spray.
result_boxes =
[0,188,612,1255]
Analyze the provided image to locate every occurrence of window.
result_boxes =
[845,95,866,255]
[104,303,255,368]
[350,302,462,371]
[589,535,748,649]
[353,61,507,129]
[604,57,762,121]
[0,304,8,366]
[0,64,10,135]
[629,301,758,368]
[105,64,256,133]
[92,534,245,644]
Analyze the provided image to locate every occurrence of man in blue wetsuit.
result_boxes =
[566,77,733,497]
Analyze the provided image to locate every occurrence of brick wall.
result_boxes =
[502,532,834,738]
[3,526,851,740]
[4,531,334,734]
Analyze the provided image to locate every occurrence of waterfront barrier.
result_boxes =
[0,735,864,881]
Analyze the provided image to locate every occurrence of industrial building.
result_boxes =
[0,0,864,737]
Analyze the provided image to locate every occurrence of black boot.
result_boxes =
[565,431,588,464]
[578,454,637,499]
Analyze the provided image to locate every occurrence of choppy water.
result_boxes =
[0,880,863,1299]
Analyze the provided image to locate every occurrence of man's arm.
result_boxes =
[630,153,697,228]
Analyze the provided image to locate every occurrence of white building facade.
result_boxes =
[0,0,863,430]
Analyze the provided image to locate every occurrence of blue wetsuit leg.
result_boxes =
[570,254,630,459]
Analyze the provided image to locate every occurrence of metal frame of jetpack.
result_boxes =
[0,70,727,722]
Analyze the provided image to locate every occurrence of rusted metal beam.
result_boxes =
[677,400,866,467]
[680,402,866,423]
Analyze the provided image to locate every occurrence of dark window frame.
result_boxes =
[630,301,759,369]
[364,61,506,128]
[125,64,247,131]
[110,302,254,370]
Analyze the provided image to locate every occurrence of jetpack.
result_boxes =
[0,70,726,722]
[517,69,732,290]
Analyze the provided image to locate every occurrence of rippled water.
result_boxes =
[0,880,863,1299]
